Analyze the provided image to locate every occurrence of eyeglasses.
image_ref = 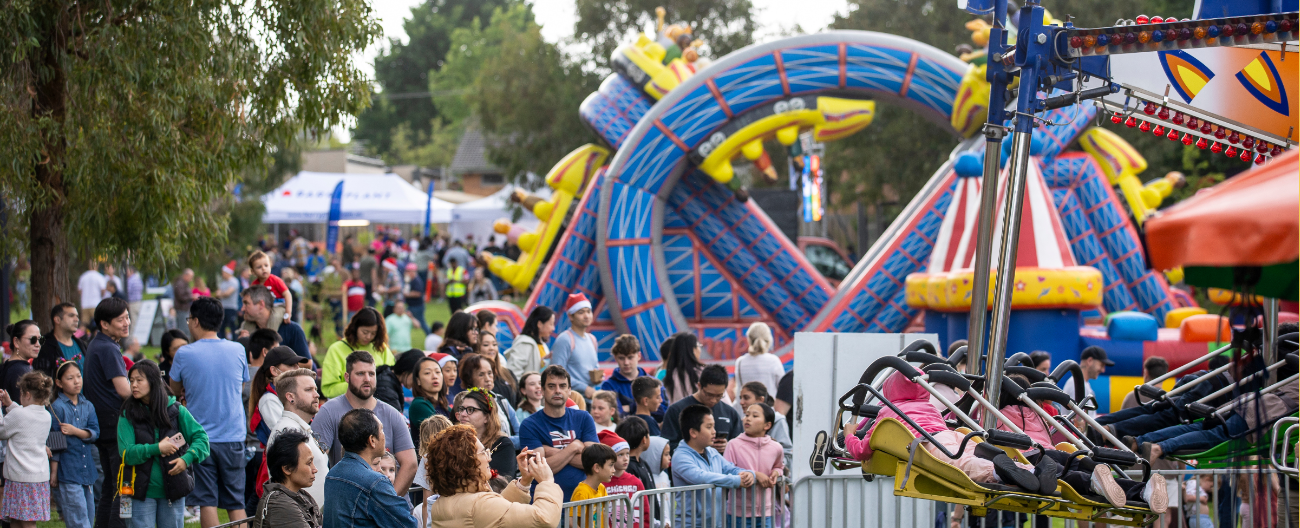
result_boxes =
[454,406,484,416]
[477,443,498,457]
[26,336,43,346]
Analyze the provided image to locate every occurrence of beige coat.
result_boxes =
[427,480,562,528]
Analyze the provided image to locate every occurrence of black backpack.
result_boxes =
[374,365,404,413]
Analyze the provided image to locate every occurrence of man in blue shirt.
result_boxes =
[671,404,756,528]
[323,408,418,528]
[549,293,600,400]
[171,296,251,528]
[519,365,599,501]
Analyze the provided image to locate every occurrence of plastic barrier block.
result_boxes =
[1107,311,1159,342]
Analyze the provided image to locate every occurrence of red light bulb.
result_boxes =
[1136,15,1150,24]
[1151,16,1164,24]
[1126,116,1139,128]
[1143,102,1158,115]
[1211,142,1223,154]
[1240,149,1251,161]
[1228,131,1240,144]
[1256,141,1269,153]
[1111,112,1123,124]
[1181,133,1194,145]
[1186,116,1199,129]
[1195,137,1208,149]
[1255,154,1266,165]
[1140,121,1153,132]
[1172,112,1185,125]
[1070,36,1083,48]
[1225,146,1238,158]
[1167,128,1180,140]
[1200,122,1213,134]
[1271,145,1284,156]
[1157,106,1170,120]
[1242,137,1255,149]
[1214,127,1227,140]
[1149,123,1161,134]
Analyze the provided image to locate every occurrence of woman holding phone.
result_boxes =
[118,362,210,528]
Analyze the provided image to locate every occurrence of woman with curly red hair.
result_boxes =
[425,425,561,527]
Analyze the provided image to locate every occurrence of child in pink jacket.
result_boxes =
[724,403,785,527]
[843,372,1046,490]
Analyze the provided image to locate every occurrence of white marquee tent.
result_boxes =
[262,172,454,224]
[448,186,546,242]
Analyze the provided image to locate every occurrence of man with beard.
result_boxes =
[311,351,416,495]
[266,368,329,505]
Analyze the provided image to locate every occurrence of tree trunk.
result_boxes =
[28,8,72,334]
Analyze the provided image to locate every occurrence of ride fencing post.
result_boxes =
[720,477,791,528]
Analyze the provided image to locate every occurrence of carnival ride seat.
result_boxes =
[1164,411,1300,468]
[818,345,1159,525]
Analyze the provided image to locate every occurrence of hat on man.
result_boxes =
[565,293,592,315]
[265,346,311,368]
[1080,346,1115,366]
[382,258,398,271]
[599,430,629,454]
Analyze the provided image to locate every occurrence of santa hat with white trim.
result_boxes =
[382,258,398,271]
[221,260,236,275]
[599,429,629,453]
[565,293,592,315]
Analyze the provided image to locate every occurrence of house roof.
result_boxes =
[450,126,501,175]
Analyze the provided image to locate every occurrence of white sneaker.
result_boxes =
[1089,465,1126,508]
[1142,473,1168,513]
[184,506,200,524]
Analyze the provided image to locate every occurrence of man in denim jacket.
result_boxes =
[323,409,418,528]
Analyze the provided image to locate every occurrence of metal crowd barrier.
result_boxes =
[562,479,792,528]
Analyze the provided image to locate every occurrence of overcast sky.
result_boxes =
[340,0,852,140]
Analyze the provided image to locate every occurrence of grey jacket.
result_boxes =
[1236,376,1300,435]
[253,483,323,528]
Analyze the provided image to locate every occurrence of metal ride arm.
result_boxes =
[1195,371,1300,420]
[1048,360,1088,405]
[1270,416,1300,478]
[1132,343,1233,404]
[1185,355,1299,417]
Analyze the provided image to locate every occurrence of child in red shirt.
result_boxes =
[344,268,366,318]
[243,250,291,332]
[599,430,645,528]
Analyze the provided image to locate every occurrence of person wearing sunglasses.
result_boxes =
[2,320,42,403]
[452,388,517,479]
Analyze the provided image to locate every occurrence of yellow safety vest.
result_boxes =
[446,266,466,298]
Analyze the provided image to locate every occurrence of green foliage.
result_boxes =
[574,0,758,70]
[353,0,515,160]
[0,0,379,314]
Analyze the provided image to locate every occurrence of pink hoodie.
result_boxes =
[997,404,1053,448]
[724,433,785,517]
[845,372,949,461]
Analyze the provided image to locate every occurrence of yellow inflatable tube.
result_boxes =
[486,144,610,292]
[905,266,1104,312]
[612,34,696,100]
[695,97,875,183]
[1078,128,1153,225]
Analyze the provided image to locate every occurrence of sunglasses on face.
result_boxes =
[26,336,43,346]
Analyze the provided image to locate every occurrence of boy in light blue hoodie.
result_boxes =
[671,404,755,528]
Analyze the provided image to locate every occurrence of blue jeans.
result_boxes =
[1098,405,1181,438]
[725,515,774,528]
[129,497,186,528]
[1137,414,1248,454]
[57,483,95,528]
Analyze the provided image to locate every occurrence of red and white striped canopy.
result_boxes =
[927,160,1076,273]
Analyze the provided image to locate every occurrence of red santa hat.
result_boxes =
[429,352,457,369]
[382,258,398,271]
[221,260,236,275]
[564,293,592,315]
[599,430,629,454]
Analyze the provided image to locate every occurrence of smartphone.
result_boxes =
[170,433,186,449]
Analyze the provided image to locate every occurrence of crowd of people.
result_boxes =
[0,245,797,528]
[8,239,1291,528]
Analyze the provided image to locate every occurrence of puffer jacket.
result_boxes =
[1237,376,1300,435]
[845,372,948,461]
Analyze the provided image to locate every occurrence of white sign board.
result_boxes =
[131,300,158,345]
[789,332,938,528]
